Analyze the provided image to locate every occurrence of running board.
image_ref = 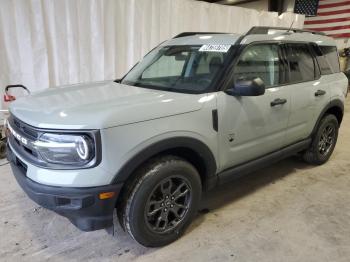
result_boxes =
[217,139,312,186]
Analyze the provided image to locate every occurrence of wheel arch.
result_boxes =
[111,137,218,190]
[312,99,344,136]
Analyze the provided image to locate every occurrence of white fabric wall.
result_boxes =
[335,39,350,49]
[0,0,304,116]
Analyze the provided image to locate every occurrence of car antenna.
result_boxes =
[286,20,295,33]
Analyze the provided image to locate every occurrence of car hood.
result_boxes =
[9,81,205,129]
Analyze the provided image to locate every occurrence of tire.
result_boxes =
[0,140,6,159]
[117,155,202,247]
[303,114,339,165]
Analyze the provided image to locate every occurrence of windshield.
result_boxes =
[121,45,231,93]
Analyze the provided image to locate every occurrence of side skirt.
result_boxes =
[214,138,312,187]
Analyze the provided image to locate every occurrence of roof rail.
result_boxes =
[246,26,326,36]
[173,32,227,38]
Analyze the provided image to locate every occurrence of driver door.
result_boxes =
[217,43,291,171]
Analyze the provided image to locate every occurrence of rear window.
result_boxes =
[315,46,340,75]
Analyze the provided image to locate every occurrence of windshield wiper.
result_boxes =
[132,82,177,92]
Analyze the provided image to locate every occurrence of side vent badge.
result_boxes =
[228,133,235,142]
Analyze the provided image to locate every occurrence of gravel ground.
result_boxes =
[0,97,350,262]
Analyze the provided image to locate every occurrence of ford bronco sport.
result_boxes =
[6,27,348,247]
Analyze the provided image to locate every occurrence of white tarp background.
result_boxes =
[0,0,304,119]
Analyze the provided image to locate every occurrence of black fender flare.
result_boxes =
[311,99,344,136]
[111,136,217,184]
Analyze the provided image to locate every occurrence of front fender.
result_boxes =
[111,136,217,184]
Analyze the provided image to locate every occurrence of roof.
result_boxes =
[163,27,337,47]
[241,31,336,47]
[163,33,242,46]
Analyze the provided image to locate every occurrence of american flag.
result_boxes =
[294,0,350,38]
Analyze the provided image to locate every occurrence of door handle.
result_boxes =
[315,90,326,97]
[270,98,287,107]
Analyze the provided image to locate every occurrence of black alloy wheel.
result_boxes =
[318,124,336,156]
[144,176,191,234]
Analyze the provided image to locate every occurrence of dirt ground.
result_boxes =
[1,97,350,262]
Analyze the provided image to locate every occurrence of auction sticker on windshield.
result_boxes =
[199,44,231,52]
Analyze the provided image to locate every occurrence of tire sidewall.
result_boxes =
[125,158,201,247]
[312,114,339,163]
[0,140,6,159]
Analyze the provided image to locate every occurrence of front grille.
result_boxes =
[13,117,39,139]
[8,114,41,164]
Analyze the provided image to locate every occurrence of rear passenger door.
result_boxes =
[282,43,330,146]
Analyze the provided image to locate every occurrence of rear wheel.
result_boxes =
[117,156,201,247]
[0,139,6,159]
[303,114,339,165]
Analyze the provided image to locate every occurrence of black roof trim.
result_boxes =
[173,32,228,38]
[172,27,326,40]
[246,26,326,36]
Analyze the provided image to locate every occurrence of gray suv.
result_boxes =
[6,27,348,247]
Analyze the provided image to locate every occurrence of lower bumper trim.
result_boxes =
[8,145,123,231]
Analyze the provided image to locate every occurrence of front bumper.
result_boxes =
[7,145,123,231]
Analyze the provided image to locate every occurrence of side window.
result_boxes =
[320,46,340,74]
[234,44,281,88]
[286,44,315,83]
[314,52,333,75]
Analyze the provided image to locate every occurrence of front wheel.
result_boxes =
[303,114,339,165]
[117,156,202,247]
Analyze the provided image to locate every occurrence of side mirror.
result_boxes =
[226,77,265,96]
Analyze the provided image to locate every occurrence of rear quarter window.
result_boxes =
[316,46,340,75]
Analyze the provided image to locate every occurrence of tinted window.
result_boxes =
[234,44,281,88]
[320,46,340,73]
[286,44,315,83]
[314,51,333,75]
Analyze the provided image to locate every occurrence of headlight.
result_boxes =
[33,133,95,166]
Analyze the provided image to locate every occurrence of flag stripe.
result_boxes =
[304,16,350,25]
[317,8,350,16]
[317,28,350,35]
[305,20,350,28]
[309,24,350,32]
[327,33,350,38]
[318,0,350,8]
[317,5,350,12]
[305,12,350,21]
[319,0,347,3]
